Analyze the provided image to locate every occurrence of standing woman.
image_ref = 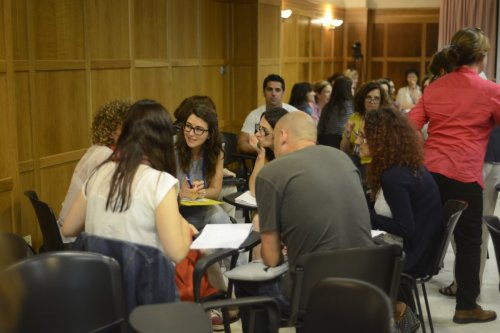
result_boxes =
[396,68,422,113]
[176,104,231,230]
[312,80,332,125]
[62,99,193,264]
[317,76,353,148]
[409,27,499,324]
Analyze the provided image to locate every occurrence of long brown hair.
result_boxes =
[364,108,423,200]
[175,104,223,183]
[101,99,176,212]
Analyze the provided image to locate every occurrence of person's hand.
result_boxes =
[180,178,202,200]
[343,121,355,138]
[256,142,266,158]
[249,134,259,152]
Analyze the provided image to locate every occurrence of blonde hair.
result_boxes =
[91,99,131,146]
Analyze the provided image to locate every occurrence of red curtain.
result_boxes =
[438,0,497,79]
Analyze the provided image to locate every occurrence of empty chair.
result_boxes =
[24,190,65,252]
[286,243,403,327]
[221,132,255,182]
[0,232,35,270]
[401,199,468,333]
[302,277,393,333]
[0,251,125,333]
[483,215,500,291]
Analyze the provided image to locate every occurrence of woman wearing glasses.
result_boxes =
[175,103,231,230]
[340,81,391,174]
[409,27,499,323]
[357,107,442,332]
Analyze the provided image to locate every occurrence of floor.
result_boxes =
[222,204,500,333]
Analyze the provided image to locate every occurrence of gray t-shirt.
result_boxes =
[255,145,374,296]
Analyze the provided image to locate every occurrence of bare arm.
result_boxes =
[248,144,267,196]
[156,187,192,263]
[237,132,258,154]
[260,230,283,267]
[62,191,87,237]
[339,121,354,153]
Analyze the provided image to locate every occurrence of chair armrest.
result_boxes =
[238,231,261,253]
[193,248,238,302]
[222,177,247,187]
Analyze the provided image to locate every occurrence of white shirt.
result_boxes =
[374,189,403,245]
[240,103,299,134]
[59,145,112,242]
[83,162,178,252]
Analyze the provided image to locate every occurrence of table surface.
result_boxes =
[223,191,257,210]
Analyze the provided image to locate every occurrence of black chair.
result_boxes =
[302,277,393,333]
[221,132,256,187]
[0,231,35,270]
[401,199,468,333]
[286,243,404,328]
[24,190,65,252]
[0,251,126,333]
[129,297,280,333]
[483,215,500,292]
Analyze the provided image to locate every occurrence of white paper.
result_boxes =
[235,191,257,208]
[371,230,386,238]
[191,223,253,249]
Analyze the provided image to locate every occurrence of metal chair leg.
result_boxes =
[420,282,434,333]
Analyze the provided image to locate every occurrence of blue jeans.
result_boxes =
[234,278,290,333]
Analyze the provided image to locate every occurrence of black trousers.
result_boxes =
[432,173,483,310]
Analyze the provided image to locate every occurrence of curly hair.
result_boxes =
[175,104,223,183]
[364,108,424,200]
[353,81,391,117]
[91,99,131,146]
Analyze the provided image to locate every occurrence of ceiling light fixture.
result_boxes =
[281,9,292,20]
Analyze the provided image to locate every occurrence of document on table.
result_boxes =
[180,198,223,206]
[191,224,253,249]
[235,191,257,208]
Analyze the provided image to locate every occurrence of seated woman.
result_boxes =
[288,82,315,116]
[62,99,193,264]
[176,103,231,230]
[58,99,130,243]
[356,107,442,278]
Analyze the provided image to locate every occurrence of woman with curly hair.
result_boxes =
[176,103,231,229]
[58,99,131,242]
[357,107,442,278]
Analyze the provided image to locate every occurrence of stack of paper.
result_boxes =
[191,224,253,249]
[235,191,257,208]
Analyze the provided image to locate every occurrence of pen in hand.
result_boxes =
[185,176,193,189]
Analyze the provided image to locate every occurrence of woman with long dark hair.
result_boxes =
[409,27,499,323]
[175,103,231,229]
[62,99,193,263]
[317,76,353,148]
[288,82,315,115]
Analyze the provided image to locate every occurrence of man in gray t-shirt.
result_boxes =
[235,112,373,333]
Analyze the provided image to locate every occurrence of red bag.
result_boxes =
[175,249,220,301]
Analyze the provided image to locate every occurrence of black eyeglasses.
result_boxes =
[256,125,271,137]
[184,123,209,136]
[365,96,381,103]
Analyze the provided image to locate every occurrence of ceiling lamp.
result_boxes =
[281,9,292,20]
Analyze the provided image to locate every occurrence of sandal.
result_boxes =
[438,282,457,297]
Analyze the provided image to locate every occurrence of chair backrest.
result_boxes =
[24,190,64,251]
[430,199,468,277]
[289,244,404,325]
[302,277,393,333]
[0,251,126,333]
[0,232,35,271]
[221,132,239,167]
[483,215,500,275]
[72,232,178,314]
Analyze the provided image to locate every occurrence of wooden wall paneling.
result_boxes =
[333,24,344,58]
[232,3,257,61]
[311,61,322,82]
[371,23,384,57]
[19,171,39,246]
[333,61,343,74]
[201,0,228,60]
[170,0,199,60]
[323,27,333,58]
[426,22,439,57]
[171,66,201,115]
[282,62,297,103]
[12,0,28,60]
[0,188,14,232]
[297,15,310,59]
[322,61,333,79]
[258,2,280,59]
[35,70,88,156]
[0,0,4,60]
[231,65,255,131]
[311,21,322,58]
[39,161,77,220]
[371,61,383,80]
[387,23,422,57]
[87,0,129,60]
[134,0,168,59]
[134,67,171,112]
[298,62,309,83]
[14,71,32,162]
[91,69,132,116]
[33,0,85,60]
[282,14,297,58]
[201,65,229,129]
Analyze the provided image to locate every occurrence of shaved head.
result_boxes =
[273,112,316,157]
